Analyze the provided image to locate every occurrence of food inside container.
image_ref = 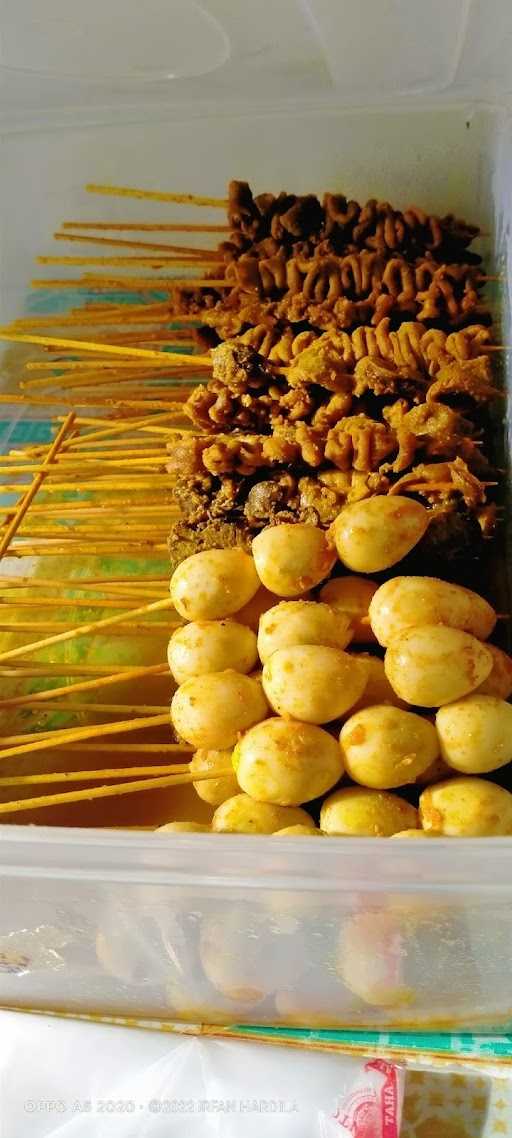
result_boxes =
[0,174,508,834]
[0,50,512,1029]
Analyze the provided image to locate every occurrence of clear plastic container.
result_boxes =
[0,0,512,1030]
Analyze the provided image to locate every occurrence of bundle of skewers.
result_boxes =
[0,178,504,826]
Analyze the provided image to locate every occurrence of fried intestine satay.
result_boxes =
[180,271,488,330]
[201,307,492,372]
[228,319,493,376]
[221,249,486,326]
[286,323,493,384]
[178,405,482,482]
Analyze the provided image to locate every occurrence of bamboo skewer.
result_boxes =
[53,232,224,257]
[0,587,167,601]
[0,711,172,761]
[8,445,172,460]
[0,595,167,609]
[0,663,170,676]
[0,620,176,635]
[0,595,176,663]
[4,544,169,557]
[5,525,174,539]
[1,542,171,555]
[57,411,188,446]
[7,453,169,470]
[0,662,169,708]
[9,316,174,331]
[0,392,189,412]
[0,461,171,480]
[1,503,170,517]
[2,393,190,411]
[38,256,222,269]
[0,329,211,365]
[64,743,186,754]
[0,767,227,817]
[0,474,176,492]
[9,303,176,329]
[24,432,176,449]
[20,377,195,397]
[0,724,173,747]
[0,701,170,715]
[27,336,196,353]
[85,184,228,207]
[0,576,169,588]
[0,478,175,492]
[24,358,206,371]
[0,764,200,787]
[0,458,171,476]
[30,277,228,291]
[0,412,76,561]
[1,528,173,540]
[62,221,230,232]
[46,330,196,345]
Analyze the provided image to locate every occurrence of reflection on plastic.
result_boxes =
[0,0,230,81]
[0,925,69,976]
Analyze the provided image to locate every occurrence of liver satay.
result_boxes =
[224,180,481,263]
[168,444,493,573]
[170,327,497,572]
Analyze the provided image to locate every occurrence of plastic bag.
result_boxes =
[0,1010,404,1136]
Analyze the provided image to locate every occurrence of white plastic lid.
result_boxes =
[0,0,511,124]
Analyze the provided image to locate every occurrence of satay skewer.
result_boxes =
[0,329,211,364]
[0,702,170,716]
[30,277,228,291]
[53,232,224,257]
[0,575,169,589]
[0,393,187,412]
[62,221,230,232]
[0,663,170,709]
[0,595,177,663]
[38,256,225,270]
[24,358,207,370]
[0,663,169,677]
[0,413,76,561]
[0,767,230,818]
[0,764,199,787]
[10,312,198,329]
[0,594,168,609]
[0,619,175,635]
[5,542,169,556]
[85,184,228,207]
[64,743,183,754]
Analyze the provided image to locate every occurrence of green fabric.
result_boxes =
[234,1025,512,1057]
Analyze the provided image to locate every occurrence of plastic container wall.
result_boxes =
[0,1,511,1029]
[1,826,512,1029]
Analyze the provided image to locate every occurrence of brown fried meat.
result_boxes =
[224,181,480,264]
[185,341,496,437]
